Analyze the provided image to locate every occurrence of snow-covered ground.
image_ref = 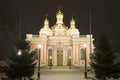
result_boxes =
[33,66,95,80]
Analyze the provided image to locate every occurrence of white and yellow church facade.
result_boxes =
[26,9,94,67]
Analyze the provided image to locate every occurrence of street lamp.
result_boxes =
[49,56,52,69]
[18,50,22,55]
[83,43,87,79]
[38,44,41,80]
[69,56,71,69]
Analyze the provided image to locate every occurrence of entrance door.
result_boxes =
[57,48,63,66]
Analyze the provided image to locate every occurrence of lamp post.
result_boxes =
[49,56,52,69]
[83,43,87,79]
[69,56,71,69]
[17,49,22,80]
[38,44,41,80]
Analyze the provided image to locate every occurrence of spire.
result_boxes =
[44,14,49,28]
[56,6,64,24]
[70,15,75,23]
[56,6,63,15]
[44,14,49,22]
[70,15,76,29]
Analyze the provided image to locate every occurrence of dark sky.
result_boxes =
[0,0,120,58]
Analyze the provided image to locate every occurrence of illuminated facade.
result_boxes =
[26,9,94,66]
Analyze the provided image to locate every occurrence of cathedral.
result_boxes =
[26,9,94,67]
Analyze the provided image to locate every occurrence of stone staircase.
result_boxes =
[40,66,93,72]
[41,65,91,69]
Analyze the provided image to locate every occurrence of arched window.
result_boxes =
[81,49,85,60]
[48,49,52,56]
[68,49,71,56]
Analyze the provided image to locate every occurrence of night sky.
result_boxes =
[0,0,120,58]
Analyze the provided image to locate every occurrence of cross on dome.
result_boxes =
[56,7,64,24]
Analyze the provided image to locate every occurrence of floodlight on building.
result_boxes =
[38,44,42,49]
[83,43,87,48]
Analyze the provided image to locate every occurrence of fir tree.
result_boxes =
[4,34,37,80]
[90,34,120,80]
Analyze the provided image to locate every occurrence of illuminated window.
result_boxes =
[81,49,85,60]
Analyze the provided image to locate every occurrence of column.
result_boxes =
[73,45,75,59]
[76,44,78,60]
[44,44,46,62]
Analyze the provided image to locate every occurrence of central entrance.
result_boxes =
[57,48,63,66]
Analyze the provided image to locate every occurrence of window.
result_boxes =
[48,49,52,57]
[81,49,85,60]
[68,49,71,56]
